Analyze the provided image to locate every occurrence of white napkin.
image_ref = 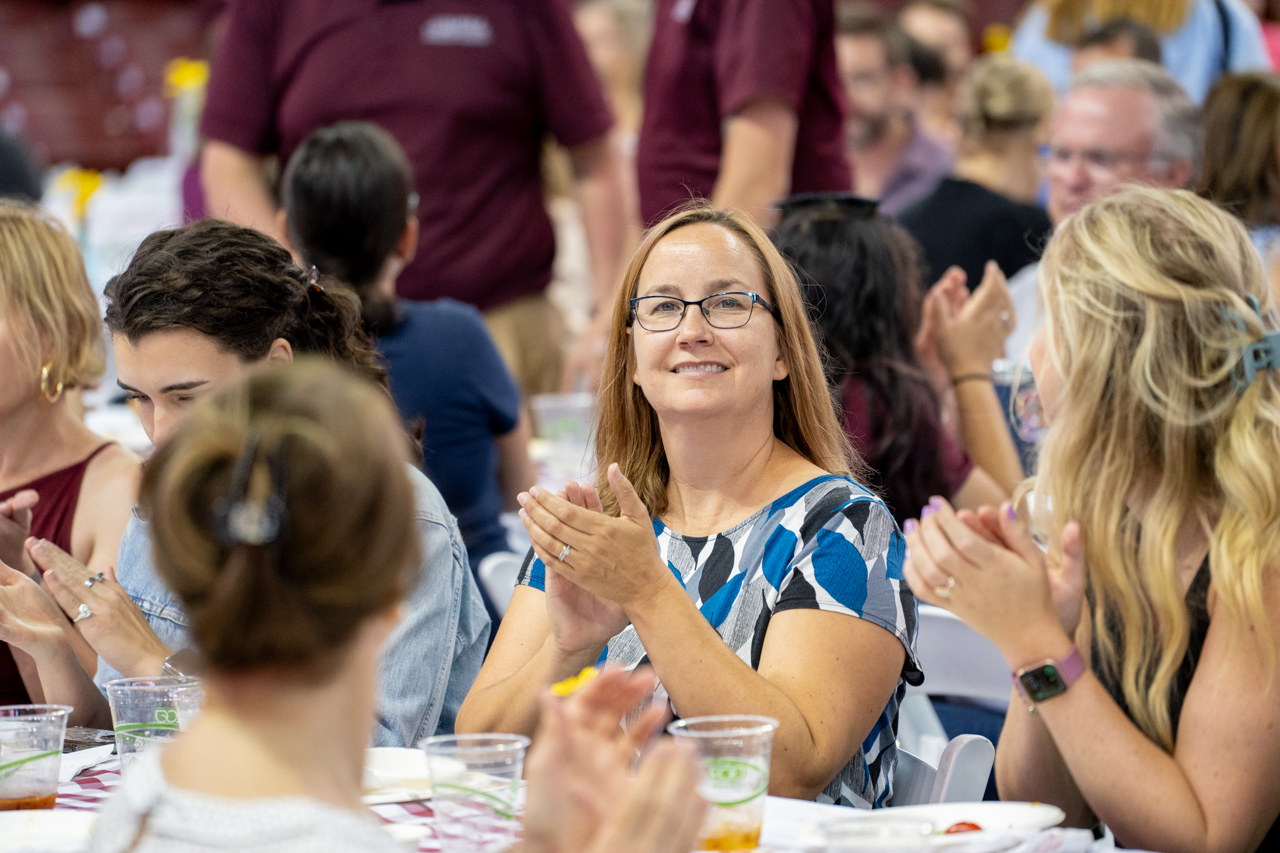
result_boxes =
[59,744,115,783]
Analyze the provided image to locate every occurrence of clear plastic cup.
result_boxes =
[0,705,71,810]
[529,393,597,488]
[667,715,779,851]
[103,676,202,777]
[421,734,530,853]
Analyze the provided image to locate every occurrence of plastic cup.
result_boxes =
[103,676,202,777]
[421,734,530,853]
[667,715,779,851]
[0,705,71,810]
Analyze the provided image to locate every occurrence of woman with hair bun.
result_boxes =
[88,362,706,853]
[0,201,138,704]
[5,220,488,742]
[905,188,1280,851]
[900,55,1055,289]
[280,122,535,619]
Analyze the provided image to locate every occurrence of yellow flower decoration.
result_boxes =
[550,666,600,697]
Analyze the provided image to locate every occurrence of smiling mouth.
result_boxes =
[674,364,727,374]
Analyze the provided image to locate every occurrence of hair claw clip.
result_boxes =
[1241,331,1280,388]
[212,431,288,548]
[1224,294,1280,390]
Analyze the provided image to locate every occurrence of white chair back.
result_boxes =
[897,693,948,766]
[891,749,938,807]
[909,605,1011,707]
[890,734,995,806]
[476,552,523,617]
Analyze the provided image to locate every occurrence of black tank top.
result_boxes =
[1093,561,1280,850]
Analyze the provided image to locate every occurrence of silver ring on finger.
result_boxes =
[73,603,92,623]
[84,572,105,589]
[933,576,957,599]
[558,543,571,563]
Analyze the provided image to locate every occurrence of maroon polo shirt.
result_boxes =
[637,0,851,226]
[202,0,613,309]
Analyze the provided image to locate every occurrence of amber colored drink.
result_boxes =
[0,793,57,810]
[698,824,762,851]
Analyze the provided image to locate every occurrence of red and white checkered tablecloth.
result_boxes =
[56,757,121,813]
[56,757,450,852]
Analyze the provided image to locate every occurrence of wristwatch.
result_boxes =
[1012,646,1086,705]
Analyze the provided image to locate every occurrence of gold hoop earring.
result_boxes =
[40,363,64,404]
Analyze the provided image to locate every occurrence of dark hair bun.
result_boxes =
[140,361,419,674]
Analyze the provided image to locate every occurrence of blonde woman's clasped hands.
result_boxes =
[902,496,1086,664]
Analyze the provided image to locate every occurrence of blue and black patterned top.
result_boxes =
[517,474,922,808]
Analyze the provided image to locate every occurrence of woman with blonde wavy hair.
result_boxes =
[459,204,921,808]
[904,187,1280,852]
[0,201,137,704]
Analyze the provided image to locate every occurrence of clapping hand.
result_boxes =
[519,464,670,615]
[536,480,630,660]
[902,496,1086,661]
[0,558,67,654]
[29,538,173,677]
[522,668,705,853]
[915,266,970,377]
[0,490,39,578]
[928,260,1017,378]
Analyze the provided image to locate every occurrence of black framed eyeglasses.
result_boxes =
[629,291,775,332]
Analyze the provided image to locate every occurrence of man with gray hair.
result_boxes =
[1003,59,1200,361]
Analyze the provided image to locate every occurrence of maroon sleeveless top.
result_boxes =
[0,444,112,704]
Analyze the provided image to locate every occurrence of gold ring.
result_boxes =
[933,576,957,599]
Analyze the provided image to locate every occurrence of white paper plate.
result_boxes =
[362,747,432,805]
[0,810,96,852]
[797,801,1066,849]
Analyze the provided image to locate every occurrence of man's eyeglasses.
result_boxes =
[630,292,774,332]
[1041,144,1166,176]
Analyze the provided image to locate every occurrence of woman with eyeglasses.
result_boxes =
[458,205,921,808]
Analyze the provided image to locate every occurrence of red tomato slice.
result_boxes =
[944,822,982,834]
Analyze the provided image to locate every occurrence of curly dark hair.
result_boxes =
[104,219,389,392]
[775,205,953,524]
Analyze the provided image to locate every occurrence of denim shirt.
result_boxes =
[95,465,490,747]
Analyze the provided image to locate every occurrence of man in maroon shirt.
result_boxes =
[638,0,852,226]
[199,0,628,397]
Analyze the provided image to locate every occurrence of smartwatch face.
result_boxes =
[1019,664,1068,702]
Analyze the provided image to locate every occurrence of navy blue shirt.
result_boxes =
[378,299,521,565]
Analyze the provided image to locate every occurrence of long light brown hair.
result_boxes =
[1041,0,1189,44]
[593,205,858,517]
[1034,187,1280,750]
[1197,72,1280,228]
